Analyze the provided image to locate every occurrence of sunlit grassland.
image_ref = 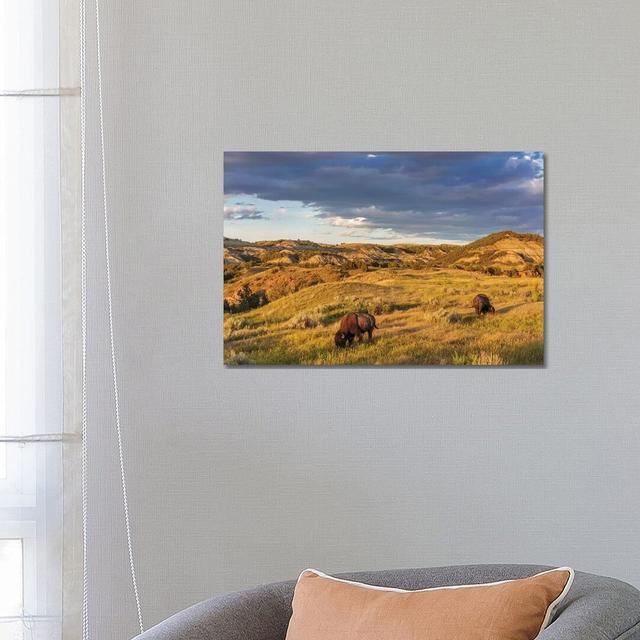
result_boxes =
[224,268,544,366]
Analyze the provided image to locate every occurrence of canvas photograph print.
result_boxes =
[224,152,544,366]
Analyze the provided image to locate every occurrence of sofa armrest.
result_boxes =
[539,574,640,640]
[134,582,293,640]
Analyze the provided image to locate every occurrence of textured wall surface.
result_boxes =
[83,2,640,638]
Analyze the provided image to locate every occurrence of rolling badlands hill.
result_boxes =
[224,231,543,273]
[224,231,544,311]
[435,231,544,271]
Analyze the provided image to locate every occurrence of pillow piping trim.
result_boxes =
[535,567,574,637]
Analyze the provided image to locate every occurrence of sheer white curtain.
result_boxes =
[1,1,81,639]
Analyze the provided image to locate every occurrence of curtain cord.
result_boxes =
[79,0,89,637]
[94,0,145,633]
[80,1,145,635]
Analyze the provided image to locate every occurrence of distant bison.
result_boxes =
[472,294,495,316]
[334,312,378,348]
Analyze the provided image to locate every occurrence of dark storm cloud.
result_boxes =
[224,152,543,240]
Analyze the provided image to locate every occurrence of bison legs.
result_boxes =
[357,329,375,343]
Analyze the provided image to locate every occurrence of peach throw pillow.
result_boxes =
[285,567,574,640]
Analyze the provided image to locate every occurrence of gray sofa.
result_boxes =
[135,564,640,640]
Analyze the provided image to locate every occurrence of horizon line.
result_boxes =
[223,229,545,247]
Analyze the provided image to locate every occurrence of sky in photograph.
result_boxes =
[224,152,544,245]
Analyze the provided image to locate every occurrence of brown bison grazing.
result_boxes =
[334,312,378,348]
[472,294,495,316]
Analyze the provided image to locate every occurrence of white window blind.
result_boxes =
[1,2,81,639]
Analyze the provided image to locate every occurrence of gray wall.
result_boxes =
[84,2,640,638]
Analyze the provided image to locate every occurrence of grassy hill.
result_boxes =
[435,231,544,274]
[223,231,544,366]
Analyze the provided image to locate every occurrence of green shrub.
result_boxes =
[471,351,505,365]
[224,264,243,282]
[225,350,253,365]
[286,307,328,329]
[371,297,395,314]
[226,283,269,313]
[227,317,249,331]
[424,307,447,322]
[286,312,320,329]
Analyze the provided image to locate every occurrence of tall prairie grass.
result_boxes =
[224,268,544,366]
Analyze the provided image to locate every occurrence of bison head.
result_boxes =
[334,331,348,348]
